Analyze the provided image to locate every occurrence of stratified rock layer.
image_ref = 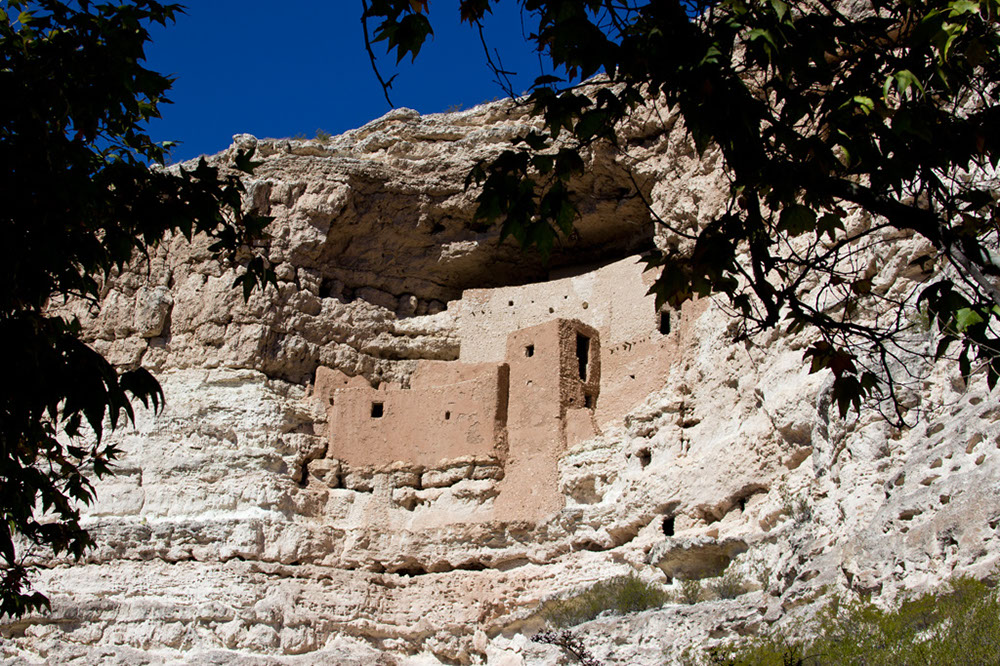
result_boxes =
[3,101,999,665]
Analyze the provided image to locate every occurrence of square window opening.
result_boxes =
[370,402,384,418]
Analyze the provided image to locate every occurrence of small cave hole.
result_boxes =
[662,515,675,537]
[318,278,337,299]
[371,402,384,418]
[460,560,487,571]
[394,565,429,577]
[584,393,595,409]
[525,344,535,357]
[659,310,672,335]
[549,307,554,314]
[637,448,652,468]
[430,222,445,234]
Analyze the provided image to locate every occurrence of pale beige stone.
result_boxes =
[6,99,1000,666]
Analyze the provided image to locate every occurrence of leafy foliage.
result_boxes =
[689,576,1000,665]
[364,0,1000,420]
[542,573,667,626]
[0,0,273,617]
[706,567,750,600]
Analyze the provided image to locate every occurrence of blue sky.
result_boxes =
[145,3,545,162]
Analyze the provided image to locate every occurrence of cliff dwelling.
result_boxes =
[313,256,695,522]
[7,95,999,663]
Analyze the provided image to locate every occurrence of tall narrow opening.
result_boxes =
[659,310,671,335]
[576,333,590,381]
[370,402,384,418]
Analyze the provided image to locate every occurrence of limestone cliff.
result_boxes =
[2,100,998,665]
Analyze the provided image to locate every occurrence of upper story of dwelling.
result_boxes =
[456,255,664,364]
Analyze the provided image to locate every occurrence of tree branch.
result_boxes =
[361,0,394,108]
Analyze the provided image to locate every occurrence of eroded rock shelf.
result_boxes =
[4,101,999,665]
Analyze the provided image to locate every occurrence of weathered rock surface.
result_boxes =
[3,100,999,665]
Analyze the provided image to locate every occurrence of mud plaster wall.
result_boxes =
[494,319,602,520]
[324,363,507,468]
[459,255,692,428]
[317,319,605,521]
[457,256,657,364]
[313,255,696,522]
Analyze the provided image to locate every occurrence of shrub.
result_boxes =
[686,576,1000,665]
[780,490,812,525]
[532,630,601,666]
[543,574,667,627]
[678,578,703,605]
[752,562,774,594]
[708,568,750,600]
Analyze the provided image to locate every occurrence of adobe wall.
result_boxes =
[459,255,686,428]
[315,319,604,523]
[321,364,508,469]
[457,255,657,364]
[310,252,696,523]
[494,319,602,520]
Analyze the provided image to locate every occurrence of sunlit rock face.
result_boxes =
[3,101,999,666]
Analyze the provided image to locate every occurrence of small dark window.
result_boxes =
[444,411,451,420]
[576,333,590,380]
[659,310,671,335]
[508,300,514,306]
[525,344,534,357]
[370,402,384,418]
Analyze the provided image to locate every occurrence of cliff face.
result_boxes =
[3,101,999,665]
